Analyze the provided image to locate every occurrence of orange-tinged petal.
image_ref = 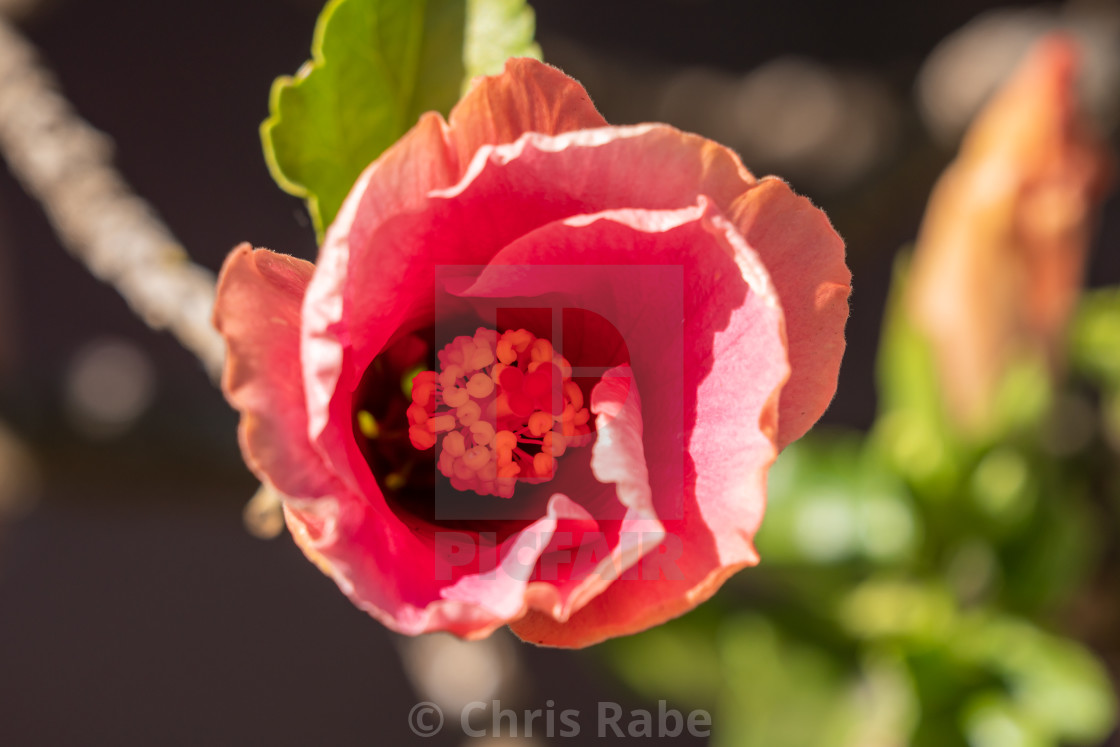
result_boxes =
[729,177,850,448]
[214,244,336,499]
[907,34,1113,431]
[449,57,607,170]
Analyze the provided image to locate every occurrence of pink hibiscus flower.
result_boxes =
[214,58,850,647]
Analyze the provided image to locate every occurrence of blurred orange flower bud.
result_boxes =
[908,34,1114,434]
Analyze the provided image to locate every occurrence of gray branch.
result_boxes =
[0,16,225,381]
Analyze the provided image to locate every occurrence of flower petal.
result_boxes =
[517,368,665,623]
[300,111,462,496]
[283,489,602,639]
[213,244,336,499]
[284,494,514,639]
[451,200,787,646]
[336,123,843,450]
[301,60,607,495]
[728,178,851,447]
[283,365,666,637]
[449,57,608,168]
[440,494,602,621]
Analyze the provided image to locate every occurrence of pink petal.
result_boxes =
[283,367,666,636]
[728,178,850,447]
[284,494,515,639]
[301,60,607,495]
[213,244,337,499]
[516,367,665,622]
[452,200,787,645]
[283,489,602,638]
[301,114,460,496]
[440,494,601,621]
[449,57,608,168]
[333,124,841,447]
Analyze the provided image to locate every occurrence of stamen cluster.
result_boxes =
[407,327,592,498]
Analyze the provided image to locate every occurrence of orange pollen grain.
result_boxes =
[406,327,592,498]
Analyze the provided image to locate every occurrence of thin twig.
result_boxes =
[0,16,225,381]
[0,16,280,534]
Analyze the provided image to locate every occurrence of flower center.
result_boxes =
[407,327,592,498]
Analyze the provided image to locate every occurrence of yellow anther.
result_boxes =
[478,462,498,481]
[443,430,466,457]
[385,472,407,491]
[456,400,481,426]
[528,411,553,437]
[466,372,495,399]
[357,410,380,439]
[442,386,470,408]
[402,364,427,399]
[575,408,590,426]
[470,420,496,446]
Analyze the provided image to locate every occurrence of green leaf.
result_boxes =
[1072,288,1120,385]
[607,610,917,747]
[872,251,966,490]
[954,615,1117,744]
[758,433,919,566]
[873,251,1054,482]
[838,578,957,645]
[465,0,541,87]
[604,615,724,709]
[262,0,542,238]
[715,616,916,747]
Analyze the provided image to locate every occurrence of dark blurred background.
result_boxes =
[0,0,1116,743]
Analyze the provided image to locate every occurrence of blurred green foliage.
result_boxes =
[606,254,1119,746]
